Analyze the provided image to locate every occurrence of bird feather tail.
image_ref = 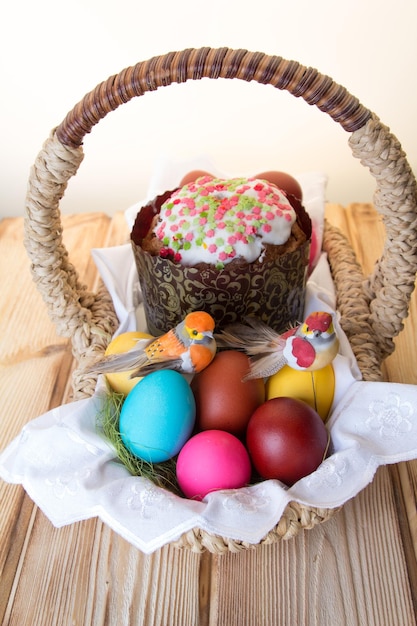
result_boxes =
[85,338,153,375]
[216,317,284,356]
[242,353,288,381]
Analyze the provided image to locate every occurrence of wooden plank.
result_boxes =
[326,202,417,617]
[1,205,416,625]
[0,213,116,623]
[206,468,415,626]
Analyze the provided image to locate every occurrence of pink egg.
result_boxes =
[176,430,252,500]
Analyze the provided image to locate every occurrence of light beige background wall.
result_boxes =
[1,0,416,217]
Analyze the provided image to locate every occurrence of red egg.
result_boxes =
[246,397,329,486]
[179,170,214,186]
[191,350,265,436]
[255,170,303,214]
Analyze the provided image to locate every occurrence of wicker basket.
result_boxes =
[23,48,417,553]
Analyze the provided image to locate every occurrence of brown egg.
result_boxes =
[255,171,303,213]
[179,170,214,186]
[191,350,265,436]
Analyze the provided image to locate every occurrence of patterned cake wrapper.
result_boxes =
[131,191,311,336]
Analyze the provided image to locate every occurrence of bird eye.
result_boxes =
[192,329,198,336]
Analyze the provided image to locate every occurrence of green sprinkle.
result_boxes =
[215,237,225,246]
[183,241,191,250]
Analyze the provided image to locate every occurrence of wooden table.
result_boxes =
[1,204,416,625]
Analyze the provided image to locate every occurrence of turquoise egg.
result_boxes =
[119,370,196,463]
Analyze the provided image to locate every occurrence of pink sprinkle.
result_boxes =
[228,249,237,258]
[253,206,261,215]
[245,225,256,235]
[227,235,237,245]
[189,208,197,216]
[254,183,264,191]
[183,197,196,209]
[262,224,272,233]
[165,209,172,217]
[218,221,226,229]
[219,252,227,261]
[206,229,215,237]
[199,188,209,196]
[173,198,181,205]
[199,217,208,225]
[208,244,217,253]
[174,252,182,263]
[235,232,245,240]
[236,211,245,219]
[285,213,293,222]
[265,211,275,220]
[170,224,179,232]
[185,232,194,241]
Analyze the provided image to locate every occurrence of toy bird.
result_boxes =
[87,311,216,378]
[216,311,339,380]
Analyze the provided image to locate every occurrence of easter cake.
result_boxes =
[131,174,312,335]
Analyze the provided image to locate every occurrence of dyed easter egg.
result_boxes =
[265,364,335,421]
[191,350,265,436]
[246,397,329,486]
[119,370,196,463]
[176,430,252,500]
[104,331,153,396]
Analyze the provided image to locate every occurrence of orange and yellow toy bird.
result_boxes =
[217,311,339,380]
[88,311,216,378]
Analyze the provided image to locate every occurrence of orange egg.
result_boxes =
[255,170,303,201]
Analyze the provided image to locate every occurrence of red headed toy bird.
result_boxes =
[87,311,216,378]
[216,311,339,380]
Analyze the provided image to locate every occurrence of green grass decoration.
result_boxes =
[97,389,180,495]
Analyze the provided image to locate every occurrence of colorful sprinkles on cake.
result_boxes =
[156,176,297,269]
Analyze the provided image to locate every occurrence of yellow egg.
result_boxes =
[265,364,335,421]
[104,331,153,396]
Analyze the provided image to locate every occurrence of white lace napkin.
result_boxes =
[1,161,416,554]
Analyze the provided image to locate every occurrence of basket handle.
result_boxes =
[24,47,417,376]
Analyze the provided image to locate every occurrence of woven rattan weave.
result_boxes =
[23,48,417,552]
